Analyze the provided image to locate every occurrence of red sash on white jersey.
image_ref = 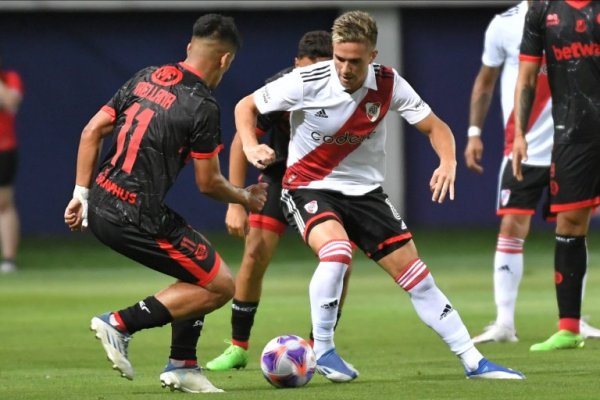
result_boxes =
[283,66,395,190]
[503,61,551,156]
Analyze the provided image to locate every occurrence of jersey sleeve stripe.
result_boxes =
[101,105,116,122]
[190,144,224,159]
[519,54,543,62]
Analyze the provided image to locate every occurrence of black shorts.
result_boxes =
[497,157,553,220]
[249,172,287,235]
[551,143,600,213]
[281,187,412,261]
[88,209,221,286]
[0,150,18,186]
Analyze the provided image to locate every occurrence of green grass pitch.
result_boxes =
[1,227,600,399]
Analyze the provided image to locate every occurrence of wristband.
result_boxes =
[73,185,89,228]
[73,185,89,202]
[467,126,482,137]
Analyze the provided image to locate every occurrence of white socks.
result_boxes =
[396,259,483,371]
[494,235,524,329]
[310,240,352,359]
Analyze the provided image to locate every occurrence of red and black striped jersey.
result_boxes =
[520,0,600,145]
[90,62,223,235]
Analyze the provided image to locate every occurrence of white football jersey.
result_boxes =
[482,0,553,166]
[253,60,431,195]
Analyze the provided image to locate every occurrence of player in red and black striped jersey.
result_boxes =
[206,31,339,372]
[64,14,267,393]
[514,0,600,351]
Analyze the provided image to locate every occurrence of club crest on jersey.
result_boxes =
[151,65,183,86]
[365,102,381,122]
[304,200,318,214]
[546,13,559,27]
[501,189,511,206]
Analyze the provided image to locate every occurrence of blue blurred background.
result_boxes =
[2,2,574,236]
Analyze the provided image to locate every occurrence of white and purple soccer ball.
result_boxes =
[260,334,316,388]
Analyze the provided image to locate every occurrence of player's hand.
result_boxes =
[226,204,249,238]
[511,135,528,182]
[244,182,268,213]
[64,198,86,231]
[429,161,456,203]
[464,136,484,174]
[243,144,275,170]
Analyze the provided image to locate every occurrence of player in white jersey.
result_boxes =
[464,0,600,344]
[236,10,524,381]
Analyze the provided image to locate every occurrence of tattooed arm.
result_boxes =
[512,59,540,181]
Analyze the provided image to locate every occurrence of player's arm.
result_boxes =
[193,155,266,213]
[414,111,456,204]
[464,65,501,174]
[226,132,250,237]
[512,59,540,181]
[235,94,275,169]
[64,109,114,231]
[0,79,22,113]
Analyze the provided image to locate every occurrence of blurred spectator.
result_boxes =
[0,52,23,274]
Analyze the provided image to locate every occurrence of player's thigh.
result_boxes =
[342,188,413,263]
[88,210,222,286]
[281,188,348,251]
[497,157,549,216]
[0,150,17,196]
[249,178,287,236]
[551,143,600,213]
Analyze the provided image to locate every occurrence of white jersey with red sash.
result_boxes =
[482,0,553,166]
[253,60,431,196]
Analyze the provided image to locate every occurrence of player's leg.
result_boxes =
[376,242,523,379]
[530,206,592,351]
[87,210,232,390]
[351,188,522,379]
[472,214,529,343]
[0,150,19,273]
[206,225,281,371]
[281,188,358,382]
[530,143,600,351]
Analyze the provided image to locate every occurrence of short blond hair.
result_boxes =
[331,10,378,48]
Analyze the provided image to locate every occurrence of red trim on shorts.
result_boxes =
[155,239,221,286]
[101,105,116,122]
[519,54,542,62]
[550,196,600,213]
[497,208,535,216]
[376,233,413,251]
[559,318,580,333]
[190,144,224,159]
[303,211,341,242]
[249,214,286,235]
[256,126,266,137]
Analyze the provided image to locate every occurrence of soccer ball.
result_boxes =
[260,334,316,388]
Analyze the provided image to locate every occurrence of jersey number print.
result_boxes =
[111,102,155,174]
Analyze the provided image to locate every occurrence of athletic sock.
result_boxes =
[231,299,259,350]
[494,235,524,329]
[169,316,205,361]
[555,235,587,333]
[113,296,173,334]
[396,258,482,371]
[309,310,342,343]
[310,240,352,359]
